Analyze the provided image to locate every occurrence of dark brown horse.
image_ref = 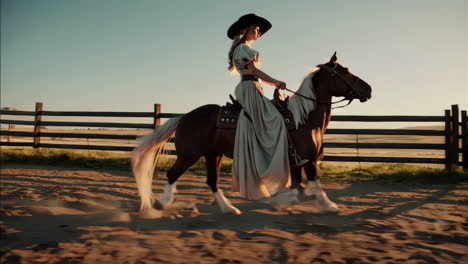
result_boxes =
[132,52,372,215]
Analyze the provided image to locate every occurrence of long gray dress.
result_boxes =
[232,44,291,200]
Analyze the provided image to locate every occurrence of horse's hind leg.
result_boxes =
[159,154,199,207]
[205,154,241,215]
[304,162,339,212]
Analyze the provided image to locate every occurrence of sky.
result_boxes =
[1,0,467,118]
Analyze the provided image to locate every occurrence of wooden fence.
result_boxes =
[0,102,466,170]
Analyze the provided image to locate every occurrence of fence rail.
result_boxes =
[326,128,445,136]
[1,102,466,170]
[330,116,445,122]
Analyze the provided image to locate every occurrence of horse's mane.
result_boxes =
[287,67,319,128]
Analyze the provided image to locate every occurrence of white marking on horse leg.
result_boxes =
[263,189,299,209]
[159,184,176,207]
[305,179,339,212]
[304,179,317,196]
[214,190,241,215]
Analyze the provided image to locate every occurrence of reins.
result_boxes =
[329,98,354,109]
[284,87,315,101]
[284,87,352,109]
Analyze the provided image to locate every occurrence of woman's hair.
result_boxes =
[227,26,250,72]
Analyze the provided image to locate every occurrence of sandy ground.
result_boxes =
[0,163,467,264]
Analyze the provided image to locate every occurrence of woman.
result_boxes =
[227,14,307,200]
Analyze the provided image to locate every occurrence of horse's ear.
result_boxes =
[330,51,337,64]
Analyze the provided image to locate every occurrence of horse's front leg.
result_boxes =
[289,166,303,190]
[206,154,241,215]
[304,162,339,212]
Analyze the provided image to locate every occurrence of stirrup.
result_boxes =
[290,153,309,167]
[287,134,308,167]
[292,158,309,167]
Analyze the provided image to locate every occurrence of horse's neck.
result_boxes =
[289,69,332,131]
[305,103,331,131]
[307,76,332,131]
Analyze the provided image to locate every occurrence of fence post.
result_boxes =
[7,124,11,143]
[445,109,452,170]
[461,110,467,171]
[451,105,460,169]
[33,102,43,148]
[153,104,161,128]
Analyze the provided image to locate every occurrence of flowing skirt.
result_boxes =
[232,80,291,200]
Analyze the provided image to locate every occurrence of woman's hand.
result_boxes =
[275,81,286,90]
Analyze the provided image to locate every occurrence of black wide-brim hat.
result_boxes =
[227,13,272,39]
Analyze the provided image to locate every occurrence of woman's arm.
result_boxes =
[246,62,286,90]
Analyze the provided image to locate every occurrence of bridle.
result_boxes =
[318,63,364,109]
[283,63,365,109]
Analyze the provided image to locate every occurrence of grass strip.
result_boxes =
[1,148,467,184]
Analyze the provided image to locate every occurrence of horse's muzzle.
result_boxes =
[356,79,372,102]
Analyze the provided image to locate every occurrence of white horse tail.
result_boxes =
[132,116,182,212]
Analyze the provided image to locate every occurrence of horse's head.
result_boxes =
[315,52,372,103]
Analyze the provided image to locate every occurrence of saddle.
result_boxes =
[216,89,296,131]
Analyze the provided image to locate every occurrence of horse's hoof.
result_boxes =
[304,188,315,197]
[153,200,168,210]
[225,206,242,215]
[214,190,241,215]
[158,197,175,208]
[140,208,163,219]
[319,201,339,213]
[324,207,339,213]
[297,189,316,202]
[263,189,299,209]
